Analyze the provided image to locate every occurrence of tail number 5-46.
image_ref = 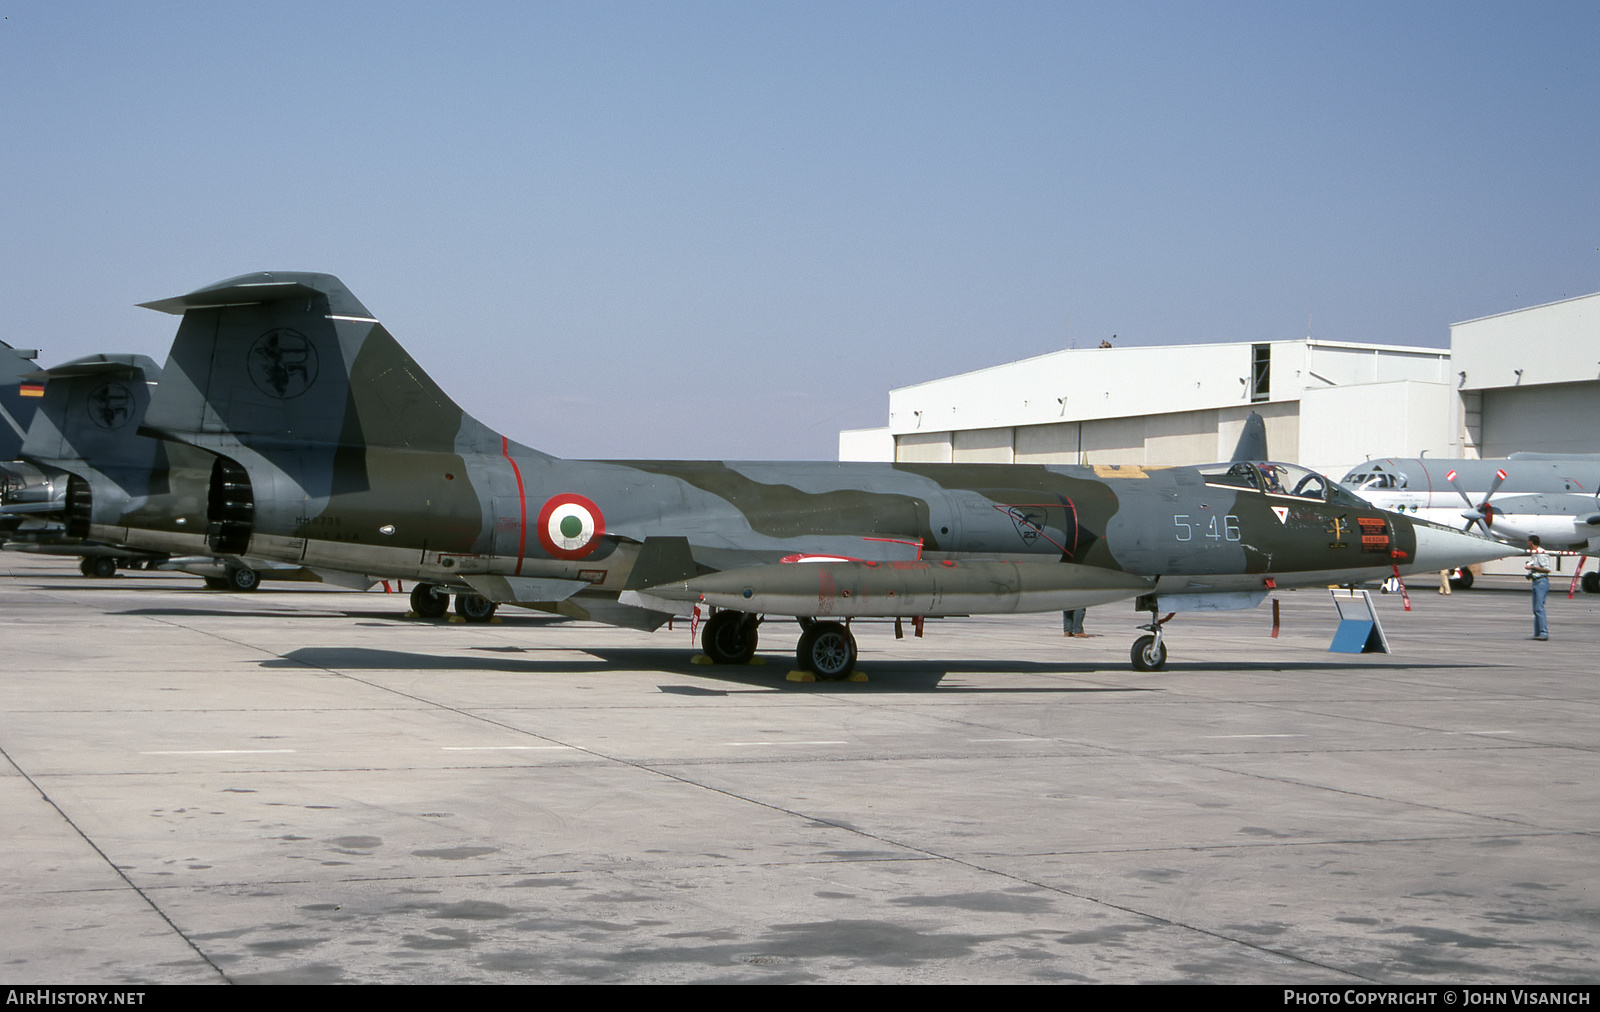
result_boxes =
[1174,514,1240,542]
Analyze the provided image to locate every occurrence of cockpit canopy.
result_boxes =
[1341,463,1409,491]
[1201,461,1369,507]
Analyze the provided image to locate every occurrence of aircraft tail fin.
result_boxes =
[18,355,171,535]
[139,272,512,460]
[20,355,162,470]
[0,340,43,461]
[1229,411,1267,462]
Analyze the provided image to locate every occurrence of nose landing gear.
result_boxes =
[1130,607,1174,672]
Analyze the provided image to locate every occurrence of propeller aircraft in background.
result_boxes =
[1343,456,1600,592]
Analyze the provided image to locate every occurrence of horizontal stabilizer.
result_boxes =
[139,273,372,319]
[1,340,38,367]
[24,354,162,383]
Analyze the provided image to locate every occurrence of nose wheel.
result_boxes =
[1130,608,1174,671]
[1131,633,1167,671]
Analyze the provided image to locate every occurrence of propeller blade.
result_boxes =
[1484,468,1508,500]
[1445,469,1475,509]
[1478,469,1507,528]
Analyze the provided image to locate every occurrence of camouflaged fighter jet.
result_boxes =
[108,272,1514,676]
[9,353,227,579]
[3,354,166,575]
[9,352,349,589]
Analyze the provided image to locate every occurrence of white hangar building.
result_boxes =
[839,290,1600,478]
[1451,291,1600,458]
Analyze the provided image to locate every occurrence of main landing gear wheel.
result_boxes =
[410,583,450,618]
[455,592,498,623]
[1583,571,1600,595]
[796,621,856,681]
[226,566,260,592]
[1130,634,1167,672]
[81,556,116,578]
[702,611,759,664]
[1449,567,1475,591]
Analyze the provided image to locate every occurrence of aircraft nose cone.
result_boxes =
[1407,522,1520,572]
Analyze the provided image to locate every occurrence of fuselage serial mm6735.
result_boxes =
[75,272,1510,677]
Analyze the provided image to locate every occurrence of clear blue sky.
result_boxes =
[3,2,1596,458]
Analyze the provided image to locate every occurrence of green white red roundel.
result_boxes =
[537,493,605,559]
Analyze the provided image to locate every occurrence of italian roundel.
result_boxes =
[537,493,605,559]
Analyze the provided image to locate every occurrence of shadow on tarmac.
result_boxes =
[259,645,1152,690]
[257,645,1496,692]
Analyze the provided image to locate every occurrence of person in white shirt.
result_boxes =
[1525,536,1551,641]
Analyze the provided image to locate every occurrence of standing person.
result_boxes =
[1063,609,1087,638]
[1526,536,1551,640]
[1438,569,1453,595]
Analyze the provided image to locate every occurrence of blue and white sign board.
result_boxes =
[1328,589,1391,654]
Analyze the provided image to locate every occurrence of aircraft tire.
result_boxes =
[78,558,95,577]
[455,593,498,623]
[1449,568,1475,591]
[203,577,230,590]
[410,583,450,618]
[1583,572,1600,595]
[1130,634,1167,672]
[797,622,856,681]
[702,611,758,664]
[86,556,117,579]
[227,567,261,592]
